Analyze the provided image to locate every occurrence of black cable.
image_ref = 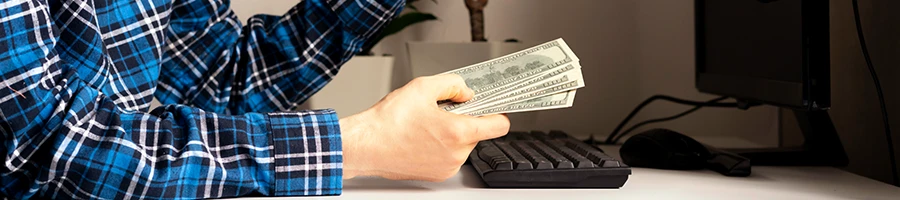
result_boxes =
[852,0,898,186]
[611,96,730,143]
[604,95,739,144]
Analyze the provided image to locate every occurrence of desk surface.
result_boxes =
[254,146,900,200]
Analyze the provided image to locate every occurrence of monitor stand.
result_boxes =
[723,109,849,166]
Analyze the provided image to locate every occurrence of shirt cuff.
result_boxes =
[267,109,343,196]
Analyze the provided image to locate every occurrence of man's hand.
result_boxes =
[340,74,511,182]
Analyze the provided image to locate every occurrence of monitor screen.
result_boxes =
[702,0,803,84]
[695,0,830,110]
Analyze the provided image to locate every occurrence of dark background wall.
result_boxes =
[782,0,900,185]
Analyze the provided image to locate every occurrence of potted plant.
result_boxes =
[407,0,532,77]
[305,0,438,117]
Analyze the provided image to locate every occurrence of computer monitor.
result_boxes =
[695,0,830,110]
[694,0,847,166]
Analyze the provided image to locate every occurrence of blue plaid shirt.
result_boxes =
[0,0,402,199]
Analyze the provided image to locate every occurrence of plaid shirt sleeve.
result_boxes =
[155,0,404,114]
[0,0,402,199]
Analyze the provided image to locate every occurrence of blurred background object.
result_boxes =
[464,0,488,42]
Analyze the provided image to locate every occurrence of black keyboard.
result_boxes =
[468,130,631,188]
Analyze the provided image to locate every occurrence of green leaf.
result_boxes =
[381,13,437,38]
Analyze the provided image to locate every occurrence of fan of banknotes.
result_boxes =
[438,38,583,116]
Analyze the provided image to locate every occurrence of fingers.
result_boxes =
[466,114,511,141]
[417,74,474,102]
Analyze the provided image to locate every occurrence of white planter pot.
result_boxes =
[406,42,537,77]
[305,56,394,118]
[406,42,540,130]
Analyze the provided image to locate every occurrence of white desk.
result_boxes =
[254,146,900,200]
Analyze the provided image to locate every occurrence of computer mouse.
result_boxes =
[619,128,711,170]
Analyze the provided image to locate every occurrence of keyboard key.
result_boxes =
[476,143,513,170]
[601,160,622,168]
[563,139,612,166]
[529,141,574,169]
[494,141,533,169]
[529,130,547,137]
[479,147,512,170]
[528,131,556,144]
[512,141,553,169]
[545,140,595,168]
[531,130,598,168]
[548,130,569,138]
[516,131,536,140]
[564,138,601,153]
[505,131,530,141]
[476,141,495,150]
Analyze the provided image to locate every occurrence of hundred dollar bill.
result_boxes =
[452,79,583,115]
[439,38,579,100]
[465,90,578,116]
[441,63,581,111]
[451,68,584,113]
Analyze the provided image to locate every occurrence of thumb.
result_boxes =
[465,114,511,142]
[421,74,474,102]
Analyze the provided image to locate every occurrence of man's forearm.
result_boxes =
[1,81,345,198]
[156,0,406,114]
